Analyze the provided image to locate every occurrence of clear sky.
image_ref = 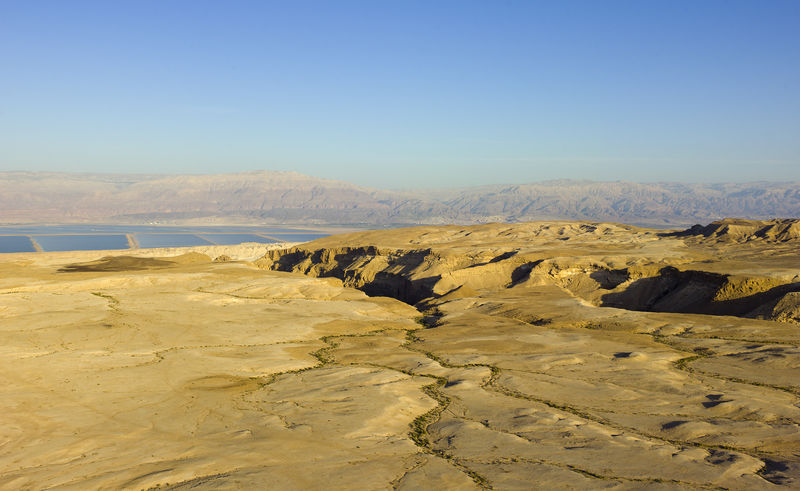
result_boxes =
[1,0,798,188]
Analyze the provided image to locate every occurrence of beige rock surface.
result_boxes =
[0,248,440,489]
[257,219,800,488]
[2,220,799,489]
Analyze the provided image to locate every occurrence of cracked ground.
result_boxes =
[1,220,799,489]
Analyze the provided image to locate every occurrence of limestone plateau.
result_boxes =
[1,218,799,488]
[1,170,798,226]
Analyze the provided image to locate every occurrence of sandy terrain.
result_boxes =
[1,220,799,489]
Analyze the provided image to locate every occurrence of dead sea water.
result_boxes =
[0,225,331,253]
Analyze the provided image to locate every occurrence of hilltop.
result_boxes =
[671,218,800,243]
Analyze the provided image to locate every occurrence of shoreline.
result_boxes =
[0,242,300,265]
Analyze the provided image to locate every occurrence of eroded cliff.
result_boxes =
[253,220,800,487]
[256,220,800,324]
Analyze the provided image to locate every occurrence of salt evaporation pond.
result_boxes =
[0,226,334,253]
[34,235,130,252]
[0,236,37,253]
[134,234,214,248]
[263,233,329,242]
[198,234,278,245]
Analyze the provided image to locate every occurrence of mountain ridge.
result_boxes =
[1,171,797,226]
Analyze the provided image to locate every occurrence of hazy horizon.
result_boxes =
[2,168,799,192]
[2,1,798,188]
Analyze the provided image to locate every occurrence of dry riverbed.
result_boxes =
[1,221,799,489]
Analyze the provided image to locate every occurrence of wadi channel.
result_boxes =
[1,219,799,489]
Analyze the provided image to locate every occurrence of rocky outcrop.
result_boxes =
[258,246,444,305]
[256,222,800,324]
[250,220,800,486]
[772,292,800,323]
[600,267,800,318]
[668,218,800,243]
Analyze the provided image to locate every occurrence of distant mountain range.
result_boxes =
[1,171,798,227]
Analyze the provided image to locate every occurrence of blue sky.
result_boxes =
[1,0,798,188]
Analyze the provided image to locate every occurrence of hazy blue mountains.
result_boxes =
[1,171,797,227]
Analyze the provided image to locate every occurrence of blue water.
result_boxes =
[0,225,323,234]
[0,236,36,253]
[0,225,333,253]
[199,234,278,245]
[135,234,214,248]
[34,235,130,252]
[263,233,329,242]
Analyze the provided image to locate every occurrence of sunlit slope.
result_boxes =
[0,251,453,489]
[1,219,798,488]
[257,219,800,487]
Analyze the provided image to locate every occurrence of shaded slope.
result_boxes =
[256,220,800,324]
[667,218,800,243]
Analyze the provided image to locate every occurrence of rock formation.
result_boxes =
[1,221,799,488]
[255,219,800,487]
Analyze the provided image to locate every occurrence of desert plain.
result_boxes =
[1,219,799,489]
